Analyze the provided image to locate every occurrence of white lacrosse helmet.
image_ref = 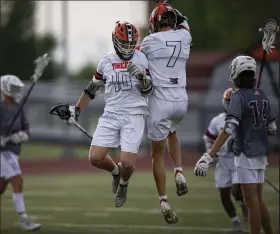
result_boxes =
[0,75,25,103]
[229,56,257,81]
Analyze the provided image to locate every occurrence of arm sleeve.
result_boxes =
[93,56,107,81]
[225,93,243,125]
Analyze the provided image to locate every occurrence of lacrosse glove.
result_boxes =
[68,105,81,124]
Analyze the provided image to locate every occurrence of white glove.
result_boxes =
[0,136,10,147]
[10,131,29,144]
[175,9,190,31]
[127,63,146,78]
[66,105,80,124]
[194,153,214,177]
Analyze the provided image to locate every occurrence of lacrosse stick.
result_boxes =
[49,103,93,139]
[265,177,279,193]
[256,19,279,88]
[5,53,51,137]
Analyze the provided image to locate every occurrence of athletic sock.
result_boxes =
[120,178,128,186]
[231,216,240,223]
[174,167,183,174]
[110,164,119,176]
[12,193,26,215]
[159,195,168,202]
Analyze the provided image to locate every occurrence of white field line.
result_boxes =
[50,222,250,233]
[2,206,278,214]
[3,190,278,200]
[84,212,110,217]
[21,182,280,190]
[30,215,53,220]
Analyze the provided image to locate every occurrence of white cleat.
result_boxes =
[160,200,178,224]
[175,171,188,196]
[226,221,245,233]
[20,216,41,231]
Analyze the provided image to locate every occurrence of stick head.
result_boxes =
[32,53,51,82]
[49,103,71,121]
[259,19,279,54]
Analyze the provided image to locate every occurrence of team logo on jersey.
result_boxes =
[169,78,178,84]
[112,61,132,70]
[254,90,260,95]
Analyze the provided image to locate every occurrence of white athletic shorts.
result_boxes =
[91,111,145,153]
[236,167,265,184]
[0,151,22,180]
[215,157,238,188]
[147,96,188,141]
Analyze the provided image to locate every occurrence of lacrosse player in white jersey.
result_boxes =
[127,3,191,224]
[66,21,153,208]
[203,88,248,232]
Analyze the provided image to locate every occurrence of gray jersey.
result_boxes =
[0,102,29,155]
[225,88,276,158]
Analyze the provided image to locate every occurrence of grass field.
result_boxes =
[20,143,89,160]
[1,169,279,234]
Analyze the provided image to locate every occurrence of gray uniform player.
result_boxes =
[194,56,277,234]
[0,75,41,231]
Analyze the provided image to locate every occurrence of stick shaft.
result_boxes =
[256,50,267,88]
[73,122,93,139]
[265,178,279,193]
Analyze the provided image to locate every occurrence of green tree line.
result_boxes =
[155,0,280,50]
[1,1,279,81]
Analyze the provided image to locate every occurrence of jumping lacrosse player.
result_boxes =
[0,75,41,231]
[203,88,248,232]
[65,21,152,208]
[128,3,192,224]
[194,55,276,234]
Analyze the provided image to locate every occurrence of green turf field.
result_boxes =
[1,169,279,234]
[20,143,89,160]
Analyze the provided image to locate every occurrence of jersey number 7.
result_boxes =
[166,41,181,68]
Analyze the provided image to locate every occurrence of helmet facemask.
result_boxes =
[113,35,137,60]
[10,84,24,103]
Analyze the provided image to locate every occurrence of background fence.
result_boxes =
[23,58,279,157]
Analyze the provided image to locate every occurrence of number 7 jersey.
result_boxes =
[140,29,191,88]
[94,50,149,115]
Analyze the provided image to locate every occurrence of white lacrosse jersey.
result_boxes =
[94,50,149,115]
[140,29,191,101]
[205,112,232,158]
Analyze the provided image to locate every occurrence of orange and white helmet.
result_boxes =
[222,88,233,112]
[149,3,177,33]
[112,21,139,60]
